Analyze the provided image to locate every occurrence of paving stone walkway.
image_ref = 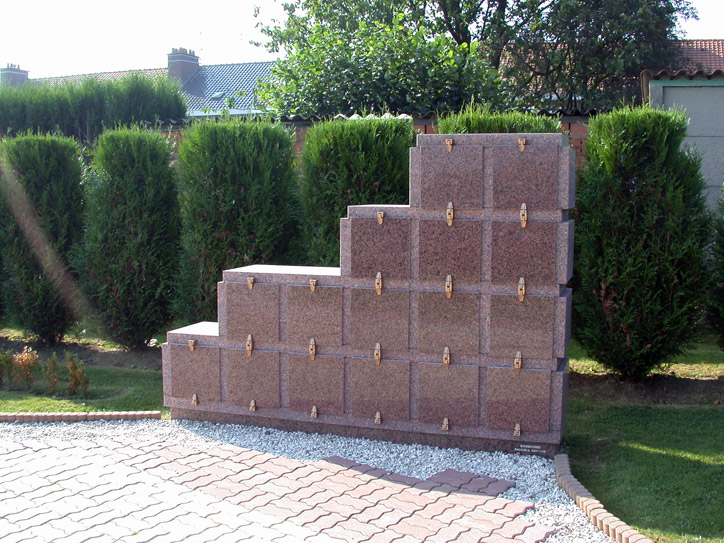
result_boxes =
[0,436,556,542]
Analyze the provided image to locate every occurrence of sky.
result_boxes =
[0,0,721,79]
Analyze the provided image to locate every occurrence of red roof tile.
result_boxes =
[678,39,724,71]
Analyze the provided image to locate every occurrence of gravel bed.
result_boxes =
[0,419,612,542]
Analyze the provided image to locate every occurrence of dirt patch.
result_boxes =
[0,337,162,371]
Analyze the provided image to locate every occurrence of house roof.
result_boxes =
[182,62,274,116]
[679,39,724,72]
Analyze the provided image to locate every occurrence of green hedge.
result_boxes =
[0,74,186,144]
[175,120,298,322]
[79,127,179,350]
[573,106,709,379]
[437,103,560,133]
[0,134,84,344]
[299,116,415,266]
[707,197,724,349]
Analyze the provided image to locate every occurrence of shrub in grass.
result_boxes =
[41,352,60,395]
[66,353,89,396]
[436,102,560,133]
[0,349,13,388]
[79,127,179,350]
[300,116,415,266]
[573,106,709,379]
[12,346,38,391]
[0,134,83,344]
[175,120,298,322]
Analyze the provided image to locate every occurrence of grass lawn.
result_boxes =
[0,328,722,542]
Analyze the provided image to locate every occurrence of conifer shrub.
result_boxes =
[0,349,13,388]
[300,116,415,266]
[175,120,298,322]
[79,127,179,350]
[706,197,724,348]
[0,134,83,344]
[12,345,38,391]
[573,106,709,379]
[437,103,560,133]
[66,353,88,396]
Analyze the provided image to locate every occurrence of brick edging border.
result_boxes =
[0,411,162,423]
[555,453,653,543]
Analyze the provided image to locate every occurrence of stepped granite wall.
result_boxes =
[162,133,575,457]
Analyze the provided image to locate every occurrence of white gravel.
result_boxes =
[0,419,612,542]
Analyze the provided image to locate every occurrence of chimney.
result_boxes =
[168,47,199,82]
[0,64,29,87]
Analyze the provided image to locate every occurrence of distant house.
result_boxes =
[0,48,274,118]
[642,39,724,209]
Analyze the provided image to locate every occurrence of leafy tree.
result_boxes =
[256,0,695,112]
[573,106,709,380]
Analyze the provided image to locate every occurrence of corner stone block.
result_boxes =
[286,285,343,347]
[417,291,480,355]
[349,217,410,279]
[223,282,279,344]
[168,344,220,403]
[418,220,482,282]
[415,144,485,210]
[491,144,560,211]
[418,362,479,427]
[288,354,344,416]
[224,349,280,409]
[486,367,551,433]
[347,358,410,421]
[489,294,556,360]
[491,221,557,286]
[349,288,410,351]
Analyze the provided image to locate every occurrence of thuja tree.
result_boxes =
[0,134,83,344]
[300,115,415,266]
[79,128,179,349]
[175,120,298,322]
[573,106,709,379]
[437,103,560,133]
[707,197,724,349]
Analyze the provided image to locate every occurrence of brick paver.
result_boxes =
[0,426,560,542]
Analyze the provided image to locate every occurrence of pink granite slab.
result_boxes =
[418,362,479,427]
[168,344,220,403]
[490,221,557,286]
[223,282,279,344]
[347,358,410,421]
[223,349,280,409]
[417,145,484,209]
[349,217,410,279]
[417,291,480,355]
[491,145,559,210]
[286,286,343,347]
[418,220,482,282]
[486,367,551,433]
[287,354,344,416]
[349,288,409,350]
[489,294,556,360]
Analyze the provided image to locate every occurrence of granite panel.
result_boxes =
[418,363,479,427]
[224,283,279,343]
[168,344,220,403]
[224,349,280,408]
[491,145,560,210]
[491,222,556,285]
[286,286,343,346]
[288,354,344,416]
[489,295,556,360]
[347,358,410,421]
[349,218,410,279]
[349,289,409,350]
[486,367,550,433]
[418,146,484,209]
[418,220,482,282]
[417,292,480,355]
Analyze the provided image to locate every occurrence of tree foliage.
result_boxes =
[0,74,186,144]
[573,106,709,379]
[0,135,83,344]
[256,0,695,112]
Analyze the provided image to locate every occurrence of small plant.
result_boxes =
[436,102,561,134]
[41,352,60,395]
[0,349,13,388]
[12,346,38,390]
[66,353,89,396]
